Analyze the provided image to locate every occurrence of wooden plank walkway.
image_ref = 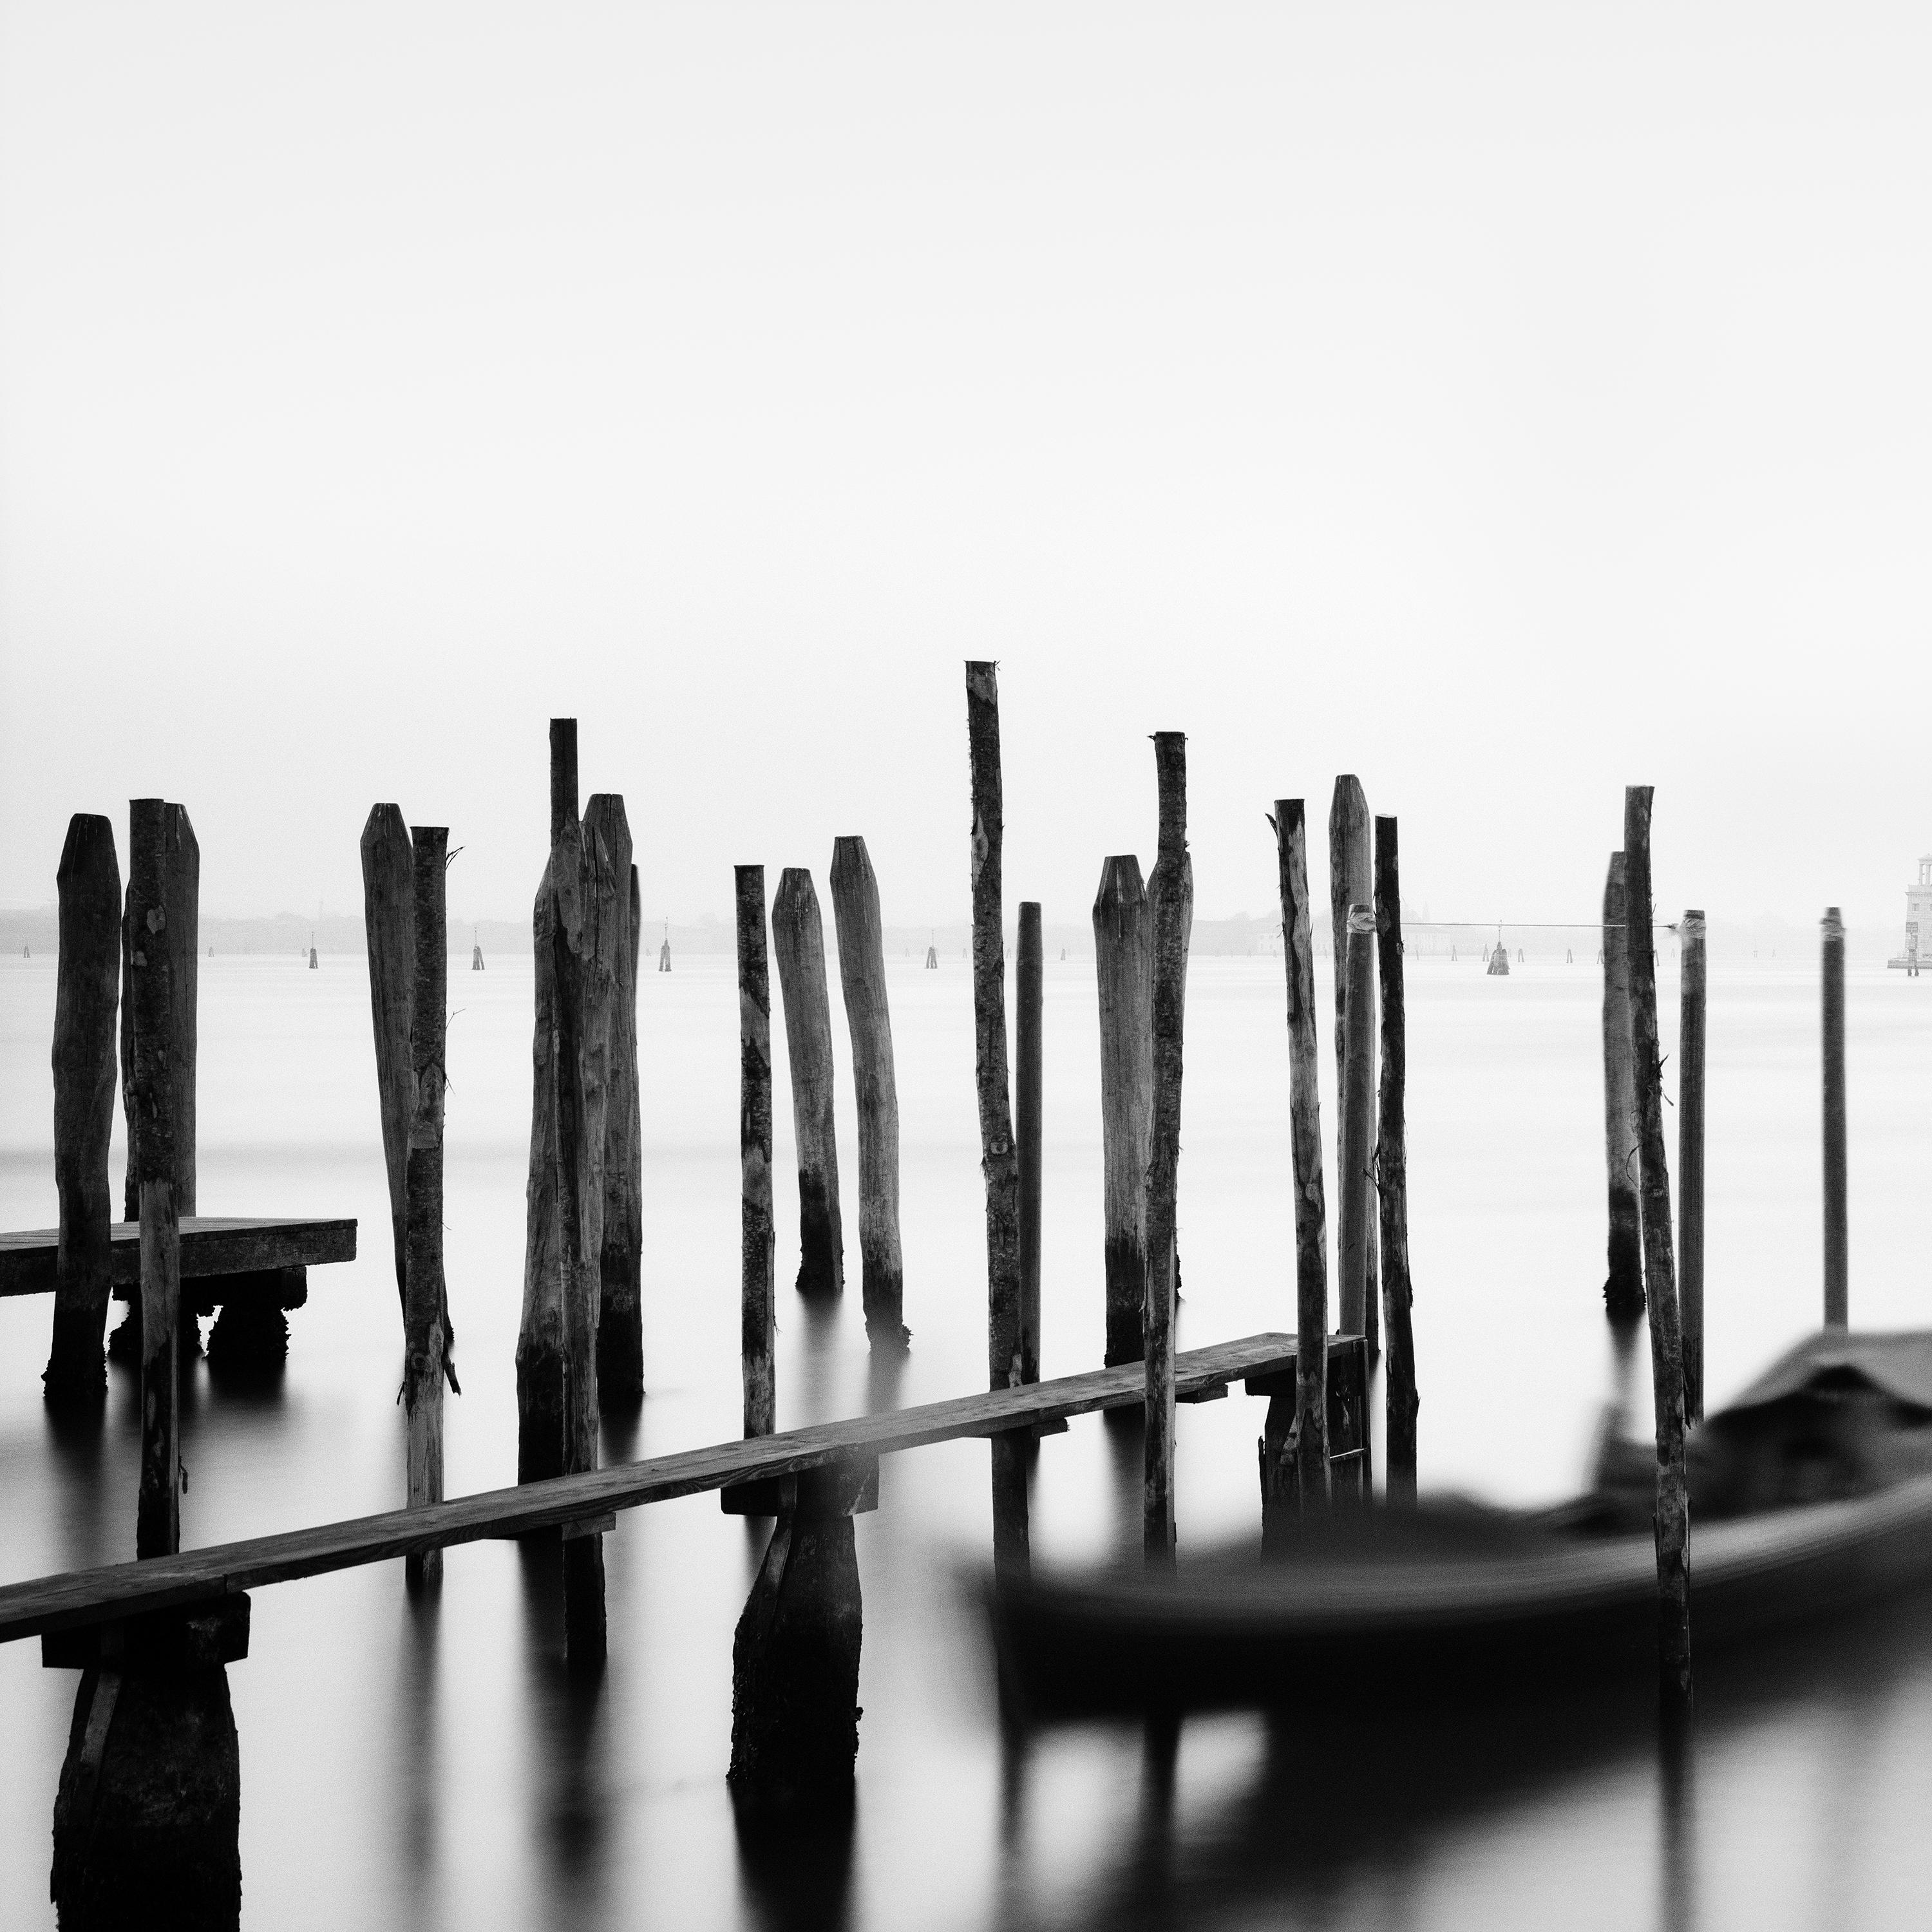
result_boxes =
[0,1331,1349,1645]
[0,1217,357,1298]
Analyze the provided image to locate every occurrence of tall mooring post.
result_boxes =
[1016,900,1043,1385]
[1092,856,1152,1367]
[1376,817,1419,1503]
[1328,777,1377,1353]
[1822,906,1848,1329]
[1337,903,1378,1502]
[360,806,414,1316]
[1678,909,1707,1419]
[771,869,846,1302]
[737,866,775,1439]
[1600,853,1643,1321]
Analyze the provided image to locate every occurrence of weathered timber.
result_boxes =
[1,1218,355,1298]
[586,797,644,1399]
[829,836,909,1348]
[549,716,578,842]
[1338,908,1377,1350]
[1625,785,1691,1708]
[0,1333,1327,1645]
[1822,905,1848,1329]
[1375,817,1419,1504]
[1092,857,1153,1366]
[1601,853,1644,1320]
[128,800,182,1560]
[771,869,846,1300]
[738,866,776,1439]
[46,815,121,1405]
[1327,776,1376,1352]
[1269,801,1329,1531]
[359,806,413,1315]
[1678,909,1707,1419]
[1145,733,1191,1568]
[120,807,198,1227]
[516,855,567,1488]
[1016,900,1043,1384]
[965,663,1027,1578]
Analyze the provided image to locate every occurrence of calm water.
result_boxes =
[3,944,1931,1930]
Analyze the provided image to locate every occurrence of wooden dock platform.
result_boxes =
[0,1217,356,1299]
[0,1331,1358,1646]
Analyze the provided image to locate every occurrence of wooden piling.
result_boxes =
[586,797,645,1399]
[1822,906,1848,1329]
[771,869,846,1301]
[1601,853,1644,1321]
[403,827,450,1591]
[359,807,414,1316]
[1375,817,1419,1504]
[738,866,776,1439]
[965,663,1027,1577]
[1338,906,1377,1354]
[46,815,122,1406]
[1017,900,1043,1384]
[1144,734,1191,1568]
[1625,785,1691,1709]
[829,837,909,1349]
[549,717,578,842]
[128,799,182,1560]
[120,808,197,1225]
[1092,857,1153,1367]
[1678,909,1707,1419]
[1328,777,1377,1353]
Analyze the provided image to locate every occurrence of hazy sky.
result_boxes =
[3,2,1929,931]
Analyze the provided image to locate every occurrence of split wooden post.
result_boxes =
[1625,785,1691,1709]
[965,662,1028,1577]
[586,795,644,1399]
[46,815,122,1405]
[359,807,414,1315]
[1375,818,1419,1504]
[829,836,910,1348]
[1328,777,1377,1353]
[771,869,846,1301]
[1338,908,1378,1348]
[1822,906,1848,1329]
[1678,909,1707,1419]
[1092,857,1152,1366]
[1601,854,1644,1321]
[128,799,183,1560]
[737,866,776,1439]
[1144,733,1191,1569]
[1016,900,1043,1384]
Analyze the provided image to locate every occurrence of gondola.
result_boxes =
[990,1329,1932,1716]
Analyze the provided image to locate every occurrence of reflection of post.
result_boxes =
[1822,906,1848,1329]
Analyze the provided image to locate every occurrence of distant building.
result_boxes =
[1895,857,1932,972]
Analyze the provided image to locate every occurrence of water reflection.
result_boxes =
[732,1794,856,1932]
[390,1591,442,1923]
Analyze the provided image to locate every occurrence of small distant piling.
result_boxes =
[771,869,846,1301]
[473,941,485,971]
[359,808,415,1316]
[1328,777,1378,1354]
[308,945,317,969]
[925,945,938,969]
[737,866,775,1438]
[829,836,909,1349]
[1678,910,1707,1419]
[659,933,672,974]
[1822,906,1848,1328]
[1376,818,1418,1504]
[1016,901,1043,1384]
[1600,855,1643,1321]
[1092,857,1152,1367]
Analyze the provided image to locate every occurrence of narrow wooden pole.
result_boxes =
[359,806,414,1316]
[516,851,566,1488]
[1625,785,1691,1709]
[1601,853,1644,1321]
[1092,857,1152,1366]
[1338,907,1377,1349]
[1144,732,1191,1569]
[46,815,121,1406]
[737,866,776,1439]
[119,808,197,1226]
[549,717,578,842]
[1268,801,1327,1530]
[1375,818,1419,1504]
[771,868,846,1300]
[965,662,1027,1577]
[1016,900,1043,1384]
[829,835,910,1349]
[128,799,181,1560]
[1328,777,1377,1353]
[1678,909,1707,1419]
[587,795,644,1399]
[403,826,450,1591]
[1822,905,1848,1329]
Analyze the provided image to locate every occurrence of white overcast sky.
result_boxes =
[2,1,1927,930]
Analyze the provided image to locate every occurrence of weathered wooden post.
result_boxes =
[1016,900,1043,1384]
[1144,733,1191,1569]
[1678,909,1707,1419]
[359,807,413,1316]
[1376,819,1419,1502]
[1328,777,1377,1352]
[587,796,645,1399]
[1822,905,1848,1329]
[1601,854,1644,1321]
[965,662,1028,1575]
[1625,785,1691,1709]
[1338,908,1377,1345]
[120,808,197,1228]
[829,836,910,1348]
[45,814,121,1406]
[1093,856,1152,1366]
[738,866,775,1439]
[771,869,846,1301]
[550,717,578,842]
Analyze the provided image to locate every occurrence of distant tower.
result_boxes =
[1904,856,1932,975]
